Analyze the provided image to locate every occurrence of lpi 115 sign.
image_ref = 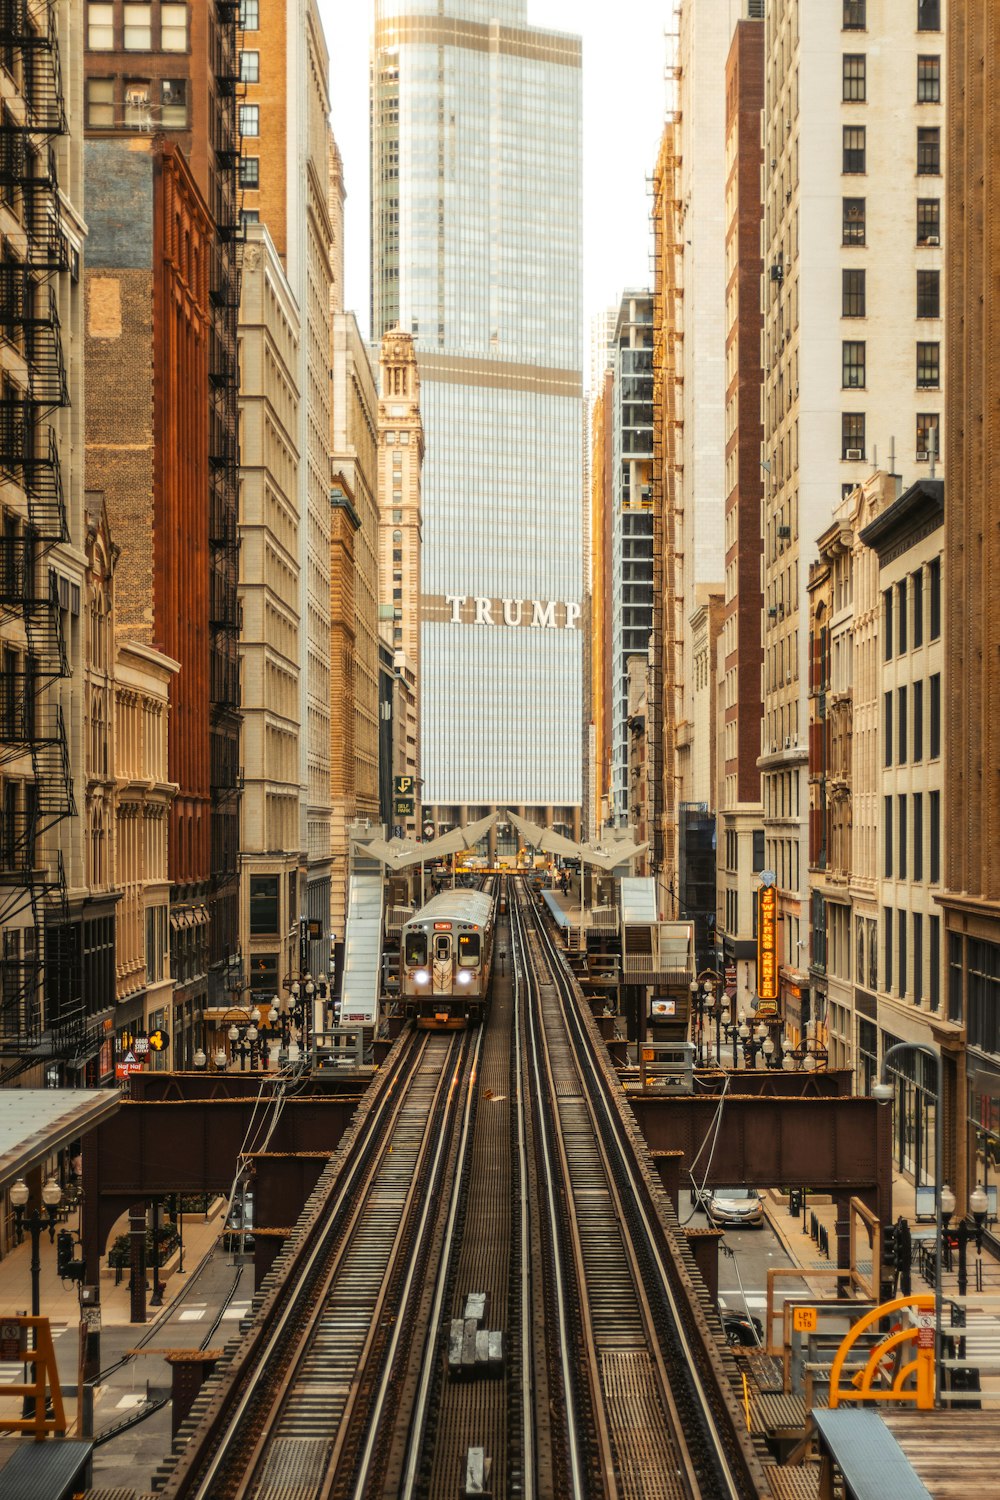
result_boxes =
[757,880,779,1007]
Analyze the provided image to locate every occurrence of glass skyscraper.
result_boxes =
[372,0,583,829]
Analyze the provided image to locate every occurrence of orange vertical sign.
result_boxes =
[757,884,779,1004]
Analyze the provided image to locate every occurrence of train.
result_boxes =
[400,887,497,1029]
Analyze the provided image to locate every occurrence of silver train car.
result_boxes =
[400,888,496,1029]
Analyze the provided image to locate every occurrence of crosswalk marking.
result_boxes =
[221,1303,251,1320]
[178,1309,206,1322]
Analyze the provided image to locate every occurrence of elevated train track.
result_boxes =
[153,879,772,1500]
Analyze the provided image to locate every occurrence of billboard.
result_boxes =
[757,881,779,1012]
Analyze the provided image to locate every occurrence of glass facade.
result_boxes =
[372,0,583,811]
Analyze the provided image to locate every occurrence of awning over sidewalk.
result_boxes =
[0,1089,121,1194]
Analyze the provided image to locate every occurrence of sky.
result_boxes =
[323,0,669,376]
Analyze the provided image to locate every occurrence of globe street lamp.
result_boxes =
[873,1040,945,1407]
[10,1176,63,1415]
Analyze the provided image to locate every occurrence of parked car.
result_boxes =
[720,1309,764,1348]
[223,1187,254,1252]
[699,1186,764,1229]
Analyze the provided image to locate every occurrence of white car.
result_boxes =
[700,1187,764,1229]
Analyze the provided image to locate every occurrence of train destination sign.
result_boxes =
[757,882,779,1007]
[443,595,581,630]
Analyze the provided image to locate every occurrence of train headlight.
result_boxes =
[413,969,430,985]
[457,969,473,985]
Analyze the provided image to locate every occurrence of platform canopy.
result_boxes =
[0,1089,121,1195]
[351,811,499,871]
[506,811,648,872]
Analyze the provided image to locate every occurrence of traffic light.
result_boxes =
[57,1228,85,1283]
[883,1221,897,1270]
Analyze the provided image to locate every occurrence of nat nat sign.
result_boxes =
[757,882,779,1009]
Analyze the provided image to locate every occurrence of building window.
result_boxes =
[898,910,907,995]
[160,79,187,128]
[883,589,893,661]
[86,78,115,127]
[123,2,152,49]
[929,557,941,637]
[842,411,865,459]
[896,578,907,654]
[239,155,259,189]
[929,673,941,758]
[913,912,923,1005]
[930,790,940,884]
[842,125,866,173]
[843,54,866,101]
[917,0,940,32]
[87,2,115,49]
[842,340,866,388]
[884,907,893,991]
[929,916,940,1010]
[842,268,866,317]
[948,933,963,1023]
[249,876,279,935]
[239,0,259,27]
[897,685,908,764]
[239,104,259,137]
[843,197,866,245]
[917,55,941,102]
[241,50,259,83]
[161,2,187,50]
[240,209,260,229]
[912,568,924,649]
[913,792,924,881]
[916,268,940,319]
[753,829,765,871]
[898,792,908,878]
[913,678,924,760]
[916,341,940,388]
[884,690,893,765]
[843,0,866,28]
[916,412,940,463]
[917,126,941,175]
[916,198,941,244]
[884,795,893,877]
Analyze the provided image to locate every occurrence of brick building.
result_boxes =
[84,0,243,1057]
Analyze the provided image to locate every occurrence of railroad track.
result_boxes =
[510,882,769,1499]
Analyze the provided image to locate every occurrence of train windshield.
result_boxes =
[458,931,480,967]
[404,930,427,967]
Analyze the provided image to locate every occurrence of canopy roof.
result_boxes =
[506,811,648,872]
[352,811,498,871]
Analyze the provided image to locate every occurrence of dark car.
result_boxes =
[721,1310,764,1348]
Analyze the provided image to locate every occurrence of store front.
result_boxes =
[882,1029,938,1186]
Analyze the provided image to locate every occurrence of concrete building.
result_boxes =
[589,362,614,831]
[939,0,1000,1211]
[609,291,654,828]
[237,0,335,984]
[371,0,584,837]
[626,658,650,868]
[84,0,243,1053]
[329,313,379,936]
[717,14,765,1012]
[761,0,946,1033]
[860,477,946,1183]
[237,224,303,1019]
[377,329,423,835]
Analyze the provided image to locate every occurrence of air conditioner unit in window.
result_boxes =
[784,737,792,749]
[777,524,791,538]
[769,263,784,283]
[925,235,940,245]
[845,448,863,461]
[916,449,929,461]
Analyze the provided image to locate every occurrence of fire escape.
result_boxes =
[207,0,243,990]
[0,0,75,1065]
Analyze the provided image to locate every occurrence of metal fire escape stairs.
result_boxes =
[0,0,74,1063]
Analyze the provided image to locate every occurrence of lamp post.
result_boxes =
[10,1176,63,1416]
[225,1008,262,1071]
[873,1040,945,1407]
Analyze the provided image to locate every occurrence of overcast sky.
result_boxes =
[322,0,668,375]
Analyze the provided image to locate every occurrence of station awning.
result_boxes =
[506,811,648,872]
[351,811,498,871]
[0,1089,121,1195]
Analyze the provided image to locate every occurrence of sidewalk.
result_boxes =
[0,1197,228,1433]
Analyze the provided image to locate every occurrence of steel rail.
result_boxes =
[511,890,590,1499]
[513,890,537,1500]
[530,893,758,1500]
[160,1030,438,1500]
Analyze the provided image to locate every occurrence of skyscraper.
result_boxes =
[371,0,584,835]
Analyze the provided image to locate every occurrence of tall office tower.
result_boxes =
[377,331,424,836]
[716,15,764,1019]
[84,0,243,1053]
[0,0,88,1081]
[609,291,654,829]
[371,0,584,837]
[941,0,995,1207]
[761,0,945,1039]
[589,362,613,832]
[238,0,334,982]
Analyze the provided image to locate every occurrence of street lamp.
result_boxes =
[10,1176,63,1416]
[873,1040,946,1407]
